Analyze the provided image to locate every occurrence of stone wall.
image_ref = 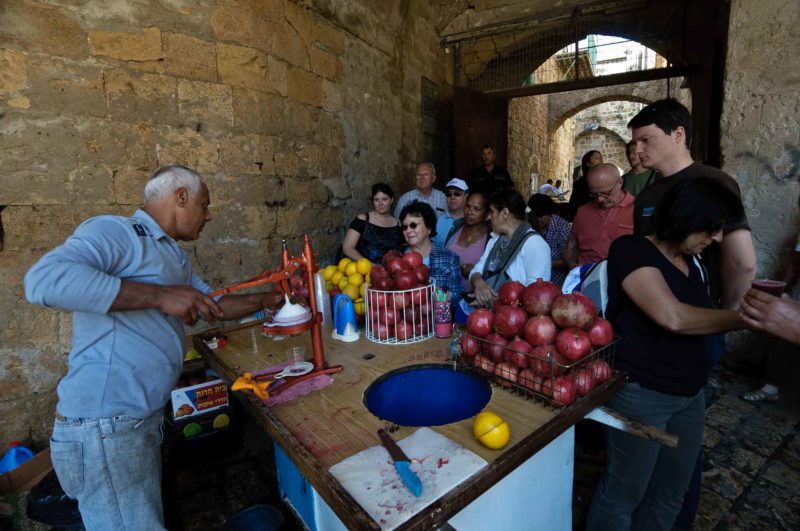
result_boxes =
[573,129,627,174]
[719,0,800,370]
[0,0,446,445]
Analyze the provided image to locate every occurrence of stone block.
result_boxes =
[287,67,322,108]
[155,127,219,174]
[240,204,279,234]
[743,477,800,529]
[310,46,342,82]
[209,2,275,53]
[218,133,276,175]
[284,1,313,48]
[113,167,151,205]
[703,426,721,449]
[25,55,106,118]
[177,79,234,131]
[727,446,766,478]
[83,118,157,169]
[312,19,345,55]
[89,27,163,62]
[726,510,781,531]
[283,100,314,139]
[703,464,750,501]
[6,96,29,109]
[2,207,85,251]
[322,80,343,113]
[216,42,285,94]
[231,88,286,134]
[0,392,58,447]
[105,69,178,124]
[0,0,87,59]
[268,16,310,69]
[738,415,790,457]
[705,402,742,433]
[205,172,278,207]
[164,33,217,82]
[64,164,114,206]
[0,48,26,95]
[692,487,731,531]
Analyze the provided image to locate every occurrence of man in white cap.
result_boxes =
[433,178,469,247]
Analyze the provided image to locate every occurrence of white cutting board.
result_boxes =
[329,427,487,530]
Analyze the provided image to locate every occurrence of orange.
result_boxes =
[356,258,372,276]
[338,257,352,272]
[473,411,510,450]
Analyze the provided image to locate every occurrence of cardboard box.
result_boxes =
[0,448,52,531]
[170,378,229,421]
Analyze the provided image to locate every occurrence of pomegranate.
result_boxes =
[394,270,417,291]
[587,318,614,347]
[409,287,425,306]
[403,251,424,268]
[571,368,596,396]
[522,279,562,316]
[387,257,407,276]
[494,362,519,387]
[530,345,567,376]
[518,369,543,393]
[498,281,525,306]
[372,275,393,290]
[505,338,533,369]
[482,333,509,362]
[586,359,612,384]
[556,327,592,361]
[394,320,414,341]
[413,264,430,284]
[466,309,494,338]
[370,265,389,279]
[545,376,578,406]
[474,354,495,374]
[523,315,558,346]
[413,319,429,336]
[382,251,403,269]
[391,292,410,309]
[493,305,528,338]
[372,322,393,340]
[460,335,480,357]
[550,293,597,329]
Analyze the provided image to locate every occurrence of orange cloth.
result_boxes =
[571,192,635,265]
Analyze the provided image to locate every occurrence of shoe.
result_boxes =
[740,389,779,402]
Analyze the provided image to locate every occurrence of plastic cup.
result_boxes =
[286,346,307,364]
[751,279,786,296]
[435,321,453,338]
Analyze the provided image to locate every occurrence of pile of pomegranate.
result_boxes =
[459,279,614,406]
[364,251,433,342]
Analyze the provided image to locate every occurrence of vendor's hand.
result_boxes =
[472,278,497,308]
[740,289,800,344]
[157,285,224,326]
[259,290,285,311]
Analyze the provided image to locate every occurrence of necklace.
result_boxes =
[459,226,486,247]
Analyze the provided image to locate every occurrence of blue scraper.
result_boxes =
[377,429,423,497]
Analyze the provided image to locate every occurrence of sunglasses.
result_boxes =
[445,191,464,197]
[401,222,421,231]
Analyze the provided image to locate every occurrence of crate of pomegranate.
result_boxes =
[457,279,617,408]
[364,251,435,344]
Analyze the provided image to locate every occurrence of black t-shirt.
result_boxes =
[566,176,590,222]
[633,162,750,304]
[607,235,713,396]
[467,165,514,193]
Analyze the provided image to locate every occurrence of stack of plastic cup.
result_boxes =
[314,272,332,327]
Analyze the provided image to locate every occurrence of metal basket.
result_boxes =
[456,331,618,409]
[364,284,435,344]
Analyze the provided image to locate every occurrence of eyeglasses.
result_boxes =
[445,191,464,197]
[588,180,621,199]
[401,222,420,231]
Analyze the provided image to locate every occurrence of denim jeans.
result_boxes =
[50,412,165,531]
[586,383,705,531]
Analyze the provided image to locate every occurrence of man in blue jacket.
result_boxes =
[25,164,283,530]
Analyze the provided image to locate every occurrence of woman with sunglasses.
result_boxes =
[446,191,490,294]
[341,183,404,264]
[587,178,749,531]
[469,189,551,307]
[399,201,463,308]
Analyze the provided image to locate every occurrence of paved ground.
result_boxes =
[166,365,800,530]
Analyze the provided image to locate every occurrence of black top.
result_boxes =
[633,162,750,303]
[565,177,590,222]
[348,213,404,264]
[607,235,712,396]
[467,165,514,193]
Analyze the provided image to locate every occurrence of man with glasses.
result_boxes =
[394,162,447,219]
[433,178,468,247]
[564,163,634,270]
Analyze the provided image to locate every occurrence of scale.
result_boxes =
[209,235,343,396]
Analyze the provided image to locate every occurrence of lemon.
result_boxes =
[323,265,338,281]
[338,257,352,272]
[354,298,365,316]
[356,258,372,276]
[338,277,350,290]
[331,271,344,285]
[348,273,364,287]
[473,411,510,450]
[342,284,360,301]
[360,283,367,297]
[325,281,334,292]
[345,261,358,276]
[212,413,230,429]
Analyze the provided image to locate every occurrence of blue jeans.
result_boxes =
[586,383,705,531]
[50,412,165,531]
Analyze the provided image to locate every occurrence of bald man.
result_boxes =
[565,163,635,269]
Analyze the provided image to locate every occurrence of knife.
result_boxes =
[377,429,423,497]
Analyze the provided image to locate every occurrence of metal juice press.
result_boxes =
[331,293,359,342]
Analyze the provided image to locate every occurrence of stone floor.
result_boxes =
[165,365,800,530]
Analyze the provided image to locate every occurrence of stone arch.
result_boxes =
[573,126,628,172]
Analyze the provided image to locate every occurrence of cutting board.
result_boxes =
[329,427,487,530]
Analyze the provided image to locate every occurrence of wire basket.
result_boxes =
[456,331,618,409]
[364,284,435,344]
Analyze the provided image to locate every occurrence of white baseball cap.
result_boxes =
[445,178,469,191]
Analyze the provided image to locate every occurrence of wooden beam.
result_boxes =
[585,406,679,448]
[488,65,699,99]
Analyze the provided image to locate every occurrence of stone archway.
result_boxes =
[573,126,628,174]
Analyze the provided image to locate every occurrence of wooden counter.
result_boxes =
[194,324,624,530]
